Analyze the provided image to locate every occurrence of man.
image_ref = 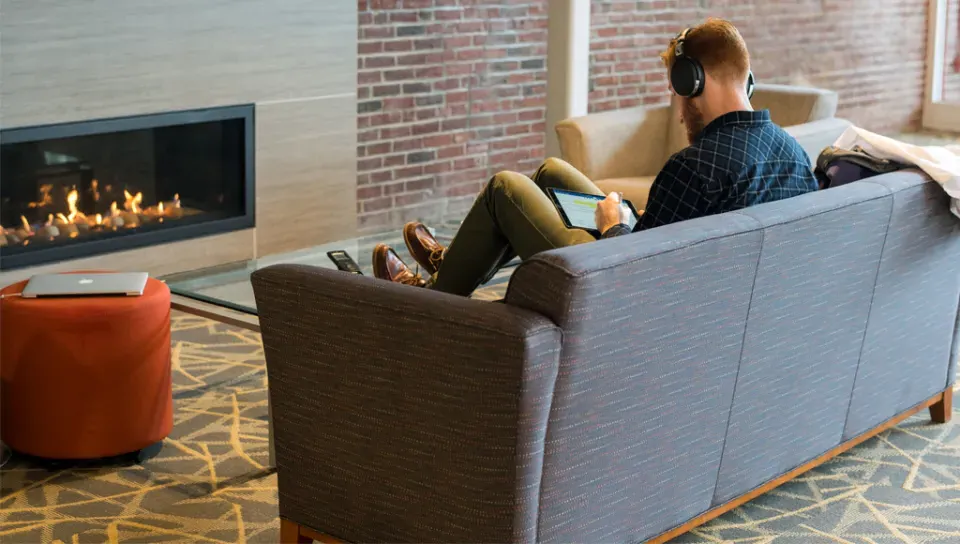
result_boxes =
[372,18,818,297]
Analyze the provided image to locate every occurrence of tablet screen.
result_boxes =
[551,189,638,230]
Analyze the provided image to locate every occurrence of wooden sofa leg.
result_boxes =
[930,387,953,424]
[280,519,311,543]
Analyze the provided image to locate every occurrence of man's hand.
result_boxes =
[595,192,631,234]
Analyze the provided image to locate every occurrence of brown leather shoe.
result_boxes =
[403,222,446,277]
[372,243,427,287]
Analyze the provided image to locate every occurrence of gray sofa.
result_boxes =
[253,169,959,544]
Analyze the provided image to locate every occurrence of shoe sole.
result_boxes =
[371,243,390,280]
[402,222,440,277]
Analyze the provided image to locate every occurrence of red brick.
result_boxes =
[392,138,424,152]
[437,145,465,159]
[383,154,406,167]
[424,161,454,174]
[357,157,382,172]
[358,185,383,200]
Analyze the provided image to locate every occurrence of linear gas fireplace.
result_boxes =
[0,106,254,270]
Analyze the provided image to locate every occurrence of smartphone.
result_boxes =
[326,250,363,275]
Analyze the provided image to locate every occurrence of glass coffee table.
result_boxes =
[162,231,432,330]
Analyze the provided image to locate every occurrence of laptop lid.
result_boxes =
[21,272,149,298]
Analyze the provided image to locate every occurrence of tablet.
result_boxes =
[547,188,641,235]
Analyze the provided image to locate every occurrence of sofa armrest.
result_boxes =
[555,105,671,180]
[251,264,562,544]
[751,83,839,127]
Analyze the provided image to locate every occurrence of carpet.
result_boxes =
[1,313,957,543]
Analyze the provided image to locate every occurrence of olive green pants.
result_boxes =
[432,158,603,296]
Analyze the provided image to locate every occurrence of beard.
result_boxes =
[681,99,706,144]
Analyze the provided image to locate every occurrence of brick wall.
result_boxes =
[590,0,929,130]
[945,0,960,103]
[358,0,937,233]
[356,0,548,232]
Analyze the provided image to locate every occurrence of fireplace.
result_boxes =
[0,106,255,270]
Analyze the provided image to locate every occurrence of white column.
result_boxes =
[545,0,591,159]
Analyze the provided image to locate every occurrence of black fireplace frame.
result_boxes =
[0,105,255,270]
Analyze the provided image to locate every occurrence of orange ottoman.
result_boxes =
[0,275,172,460]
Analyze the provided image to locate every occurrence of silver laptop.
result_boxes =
[21,272,149,298]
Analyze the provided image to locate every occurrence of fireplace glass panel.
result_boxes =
[0,106,254,270]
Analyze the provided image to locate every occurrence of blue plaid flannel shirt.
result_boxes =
[603,110,818,238]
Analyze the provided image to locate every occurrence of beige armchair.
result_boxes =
[554,83,851,209]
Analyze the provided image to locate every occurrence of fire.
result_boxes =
[57,213,69,224]
[158,201,164,215]
[45,214,54,227]
[95,214,103,225]
[66,189,81,222]
[174,193,181,209]
[20,215,32,233]
[123,190,143,214]
[110,202,119,217]
[91,180,100,201]
[28,184,54,209]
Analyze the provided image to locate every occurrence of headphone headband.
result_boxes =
[675,28,691,57]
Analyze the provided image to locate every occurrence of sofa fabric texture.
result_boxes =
[254,170,959,544]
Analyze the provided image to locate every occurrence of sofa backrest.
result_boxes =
[750,83,839,126]
[554,105,672,180]
[504,170,960,542]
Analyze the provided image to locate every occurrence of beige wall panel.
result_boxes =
[255,97,357,257]
[0,0,357,127]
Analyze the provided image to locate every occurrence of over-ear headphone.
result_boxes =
[670,28,755,100]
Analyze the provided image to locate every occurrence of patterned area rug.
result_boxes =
[1,314,957,543]
[1,315,275,543]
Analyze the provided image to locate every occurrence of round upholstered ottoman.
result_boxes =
[0,274,172,460]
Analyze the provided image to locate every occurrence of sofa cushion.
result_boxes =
[843,171,960,439]
[594,176,656,211]
[713,182,893,505]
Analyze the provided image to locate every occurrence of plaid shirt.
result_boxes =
[603,110,818,238]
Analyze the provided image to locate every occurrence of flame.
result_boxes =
[57,213,69,225]
[158,201,164,215]
[28,184,54,208]
[66,189,79,222]
[95,214,103,225]
[69,231,78,238]
[174,193,181,208]
[45,214,54,227]
[20,215,32,233]
[91,180,100,201]
[123,190,142,214]
[110,202,119,217]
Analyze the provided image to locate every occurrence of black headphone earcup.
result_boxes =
[671,58,705,98]
[746,70,756,99]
